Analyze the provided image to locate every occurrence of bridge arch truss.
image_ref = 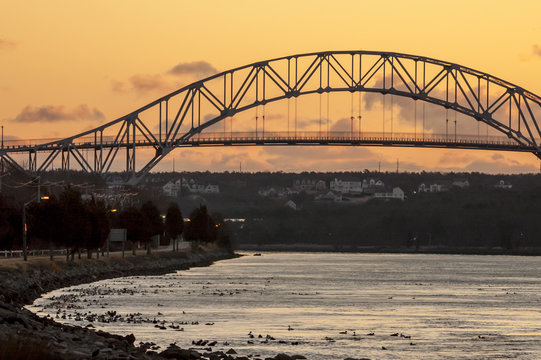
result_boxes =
[2,51,541,183]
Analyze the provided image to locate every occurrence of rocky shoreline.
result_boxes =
[0,247,264,360]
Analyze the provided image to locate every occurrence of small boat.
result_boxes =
[253,253,262,256]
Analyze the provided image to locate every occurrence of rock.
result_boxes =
[226,348,237,354]
[274,354,294,360]
[160,346,201,360]
[292,356,307,360]
[124,333,136,344]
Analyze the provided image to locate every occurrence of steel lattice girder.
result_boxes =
[1,51,540,183]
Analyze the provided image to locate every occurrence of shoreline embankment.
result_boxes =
[0,246,237,360]
[239,243,541,256]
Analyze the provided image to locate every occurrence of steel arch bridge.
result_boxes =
[2,50,541,184]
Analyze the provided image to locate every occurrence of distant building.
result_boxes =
[293,179,326,192]
[181,178,220,194]
[163,178,220,196]
[452,178,470,188]
[284,200,297,210]
[315,191,342,202]
[330,178,363,194]
[204,184,220,194]
[162,180,181,197]
[418,183,429,193]
[494,180,512,189]
[361,178,385,194]
[315,180,327,191]
[374,187,405,201]
[428,183,446,193]
[258,186,286,198]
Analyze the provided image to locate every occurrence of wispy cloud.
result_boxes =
[111,74,172,95]
[12,104,105,123]
[168,61,218,78]
[112,60,218,95]
[0,37,16,50]
[533,44,541,57]
[128,74,170,93]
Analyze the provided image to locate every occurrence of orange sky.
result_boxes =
[1,1,541,173]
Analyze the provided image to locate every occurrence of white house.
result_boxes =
[204,184,220,194]
[418,183,429,193]
[494,180,512,189]
[258,186,286,198]
[374,187,405,201]
[315,180,327,191]
[180,178,220,194]
[163,180,181,197]
[285,200,297,210]
[330,178,363,194]
[361,178,385,194]
[293,179,326,192]
[315,191,342,202]
[452,178,470,188]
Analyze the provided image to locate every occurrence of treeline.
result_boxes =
[237,186,541,252]
[0,187,231,259]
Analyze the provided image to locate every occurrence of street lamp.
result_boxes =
[22,195,49,261]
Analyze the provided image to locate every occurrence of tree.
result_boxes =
[165,203,183,251]
[140,201,163,254]
[0,206,21,251]
[212,212,233,250]
[118,207,151,255]
[27,196,64,260]
[184,205,217,244]
[85,198,110,259]
[58,186,91,260]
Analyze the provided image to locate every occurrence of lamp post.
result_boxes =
[22,195,49,261]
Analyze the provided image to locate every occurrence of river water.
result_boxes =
[29,252,541,359]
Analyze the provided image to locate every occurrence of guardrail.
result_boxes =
[1,249,68,258]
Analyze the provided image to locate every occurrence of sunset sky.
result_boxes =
[2,1,541,174]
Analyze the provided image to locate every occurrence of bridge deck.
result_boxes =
[0,131,535,153]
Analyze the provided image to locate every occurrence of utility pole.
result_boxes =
[22,177,44,261]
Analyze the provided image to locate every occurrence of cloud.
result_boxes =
[168,61,218,78]
[0,38,16,50]
[111,74,173,95]
[111,80,128,93]
[129,74,170,93]
[463,158,537,174]
[12,104,105,123]
[361,74,513,136]
[533,45,541,57]
[111,60,217,96]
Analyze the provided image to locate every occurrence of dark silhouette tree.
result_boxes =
[0,206,21,251]
[184,205,216,244]
[140,201,163,254]
[27,196,64,260]
[165,203,183,251]
[58,186,91,261]
[85,198,110,259]
[118,207,151,255]
[212,212,233,250]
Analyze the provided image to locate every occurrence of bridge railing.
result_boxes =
[1,131,522,150]
[187,131,519,146]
